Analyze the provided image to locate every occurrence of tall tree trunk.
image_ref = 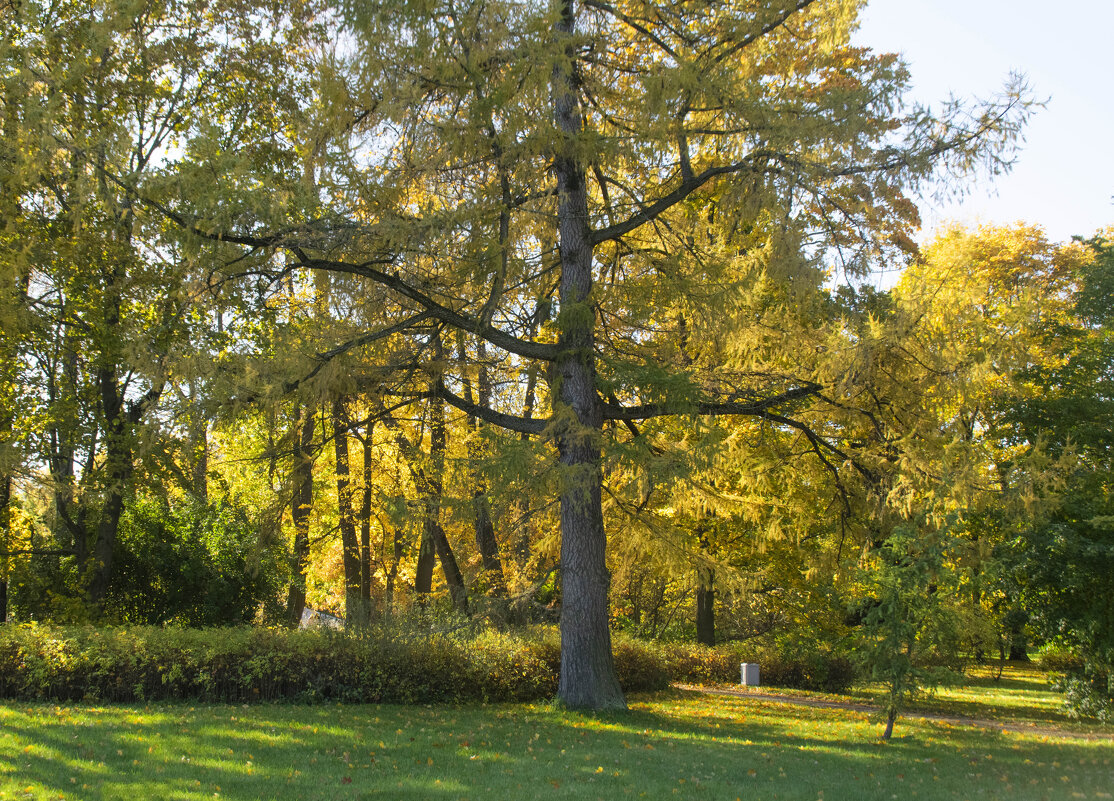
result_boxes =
[426,398,468,613]
[0,473,10,623]
[696,566,715,647]
[552,0,625,710]
[332,398,366,628]
[285,402,315,627]
[461,340,507,597]
[88,364,130,607]
[359,419,375,619]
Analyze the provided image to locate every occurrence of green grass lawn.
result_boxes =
[1,680,1111,801]
[840,663,1102,731]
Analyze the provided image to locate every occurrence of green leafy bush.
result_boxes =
[107,496,287,626]
[658,641,854,692]
[611,636,670,692]
[0,624,674,704]
[1036,644,1086,673]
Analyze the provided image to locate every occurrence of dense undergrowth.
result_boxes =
[0,624,854,704]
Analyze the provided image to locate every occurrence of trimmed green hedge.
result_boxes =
[659,642,855,693]
[0,624,668,704]
[0,625,851,704]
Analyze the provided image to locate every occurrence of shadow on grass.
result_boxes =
[2,691,1111,801]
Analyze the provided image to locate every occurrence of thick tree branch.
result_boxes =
[433,380,548,435]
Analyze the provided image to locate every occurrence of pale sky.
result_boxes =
[854,0,1114,244]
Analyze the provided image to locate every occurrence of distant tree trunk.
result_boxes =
[387,394,468,613]
[88,362,131,607]
[415,525,436,598]
[359,419,375,619]
[333,398,367,628]
[460,339,507,598]
[50,341,85,564]
[696,566,715,647]
[695,520,716,646]
[188,376,208,502]
[0,473,10,623]
[383,525,402,617]
[285,402,315,627]
[426,397,468,613]
[1002,602,1030,661]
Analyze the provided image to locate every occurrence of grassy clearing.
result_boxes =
[1,682,1112,801]
[841,663,1099,730]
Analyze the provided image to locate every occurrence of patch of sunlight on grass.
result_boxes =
[2,687,1113,801]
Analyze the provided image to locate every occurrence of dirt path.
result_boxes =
[673,683,1114,741]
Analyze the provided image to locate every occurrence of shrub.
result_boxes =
[107,496,287,626]
[659,641,855,693]
[0,624,675,704]
[1036,644,1086,673]
[0,624,858,704]
[611,637,670,692]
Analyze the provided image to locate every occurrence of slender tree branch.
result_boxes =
[600,381,821,420]
[292,255,560,363]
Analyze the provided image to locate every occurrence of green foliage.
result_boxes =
[0,624,675,704]
[1053,671,1114,723]
[992,231,1114,718]
[106,495,287,626]
[853,523,963,736]
[659,641,854,693]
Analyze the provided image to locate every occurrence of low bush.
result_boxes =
[0,624,855,704]
[0,624,674,704]
[611,636,671,692]
[659,641,855,693]
[1036,644,1086,673]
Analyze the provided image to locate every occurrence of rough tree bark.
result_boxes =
[552,0,624,710]
[285,401,315,627]
[332,397,368,627]
[696,567,716,647]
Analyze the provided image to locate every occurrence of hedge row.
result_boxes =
[0,625,670,703]
[660,642,855,693]
[0,624,852,704]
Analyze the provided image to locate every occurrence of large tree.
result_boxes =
[159,0,1031,708]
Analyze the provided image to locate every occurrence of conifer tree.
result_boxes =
[167,0,1030,708]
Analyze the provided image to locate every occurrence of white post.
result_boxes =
[740,663,760,687]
